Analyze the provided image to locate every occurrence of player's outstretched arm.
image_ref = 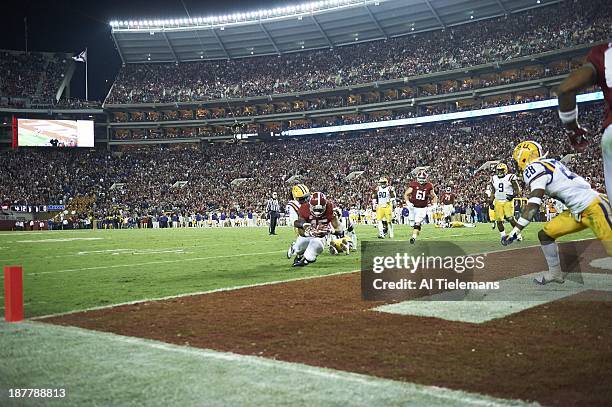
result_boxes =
[556,66,596,119]
[556,65,596,151]
[502,189,545,245]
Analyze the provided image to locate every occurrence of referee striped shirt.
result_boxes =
[266,199,280,213]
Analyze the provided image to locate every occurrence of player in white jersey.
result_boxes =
[372,177,396,239]
[490,163,523,241]
[503,141,612,284]
[286,184,311,259]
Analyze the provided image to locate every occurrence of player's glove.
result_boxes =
[302,223,313,237]
[501,227,521,246]
[565,126,589,153]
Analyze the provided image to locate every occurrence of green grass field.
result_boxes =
[0,223,595,318]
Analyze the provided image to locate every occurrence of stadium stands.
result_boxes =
[106,0,610,104]
[0,50,72,106]
[0,104,605,222]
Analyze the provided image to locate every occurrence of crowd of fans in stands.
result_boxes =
[0,50,70,106]
[106,0,610,104]
[1,104,605,223]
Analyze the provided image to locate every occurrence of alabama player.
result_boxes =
[292,192,342,267]
[440,187,456,223]
[404,170,437,244]
[556,42,611,198]
[286,184,311,259]
[372,177,396,239]
[490,163,523,242]
[503,141,612,284]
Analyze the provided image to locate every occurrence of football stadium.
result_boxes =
[1,0,611,405]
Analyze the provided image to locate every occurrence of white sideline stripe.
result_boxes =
[29,238,597,319]
[24,321,531,406]
[27,250,286,276]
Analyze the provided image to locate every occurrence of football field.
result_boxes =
[0,223,569,318]
[1,224,610,406]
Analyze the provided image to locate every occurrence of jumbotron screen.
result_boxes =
[17,118,94,147]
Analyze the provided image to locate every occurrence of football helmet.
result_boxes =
[445,186,451,193]
[416,170,427,184]
[496,163,509,177]
[378,177,389,187]
[513,141,544,172]
[291,184,311,203]
[309,192,327,217]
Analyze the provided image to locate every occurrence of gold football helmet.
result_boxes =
[495,163,509,177]
[513,141,544,172]
[378,177,389,187]
[291,184,311,203]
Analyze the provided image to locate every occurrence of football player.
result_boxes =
[329,208,357,255]
[440,187,456,224]
[502,141,612,284]
[555,42,611,198]
[286,184,311,259]
[292,192,342,267]
[490,163,523,242]
[372,177,396,239]
[404,170,437,244]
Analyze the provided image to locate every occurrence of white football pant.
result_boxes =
[294,236,325,262]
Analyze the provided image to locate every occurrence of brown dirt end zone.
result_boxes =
[44,240,612,406]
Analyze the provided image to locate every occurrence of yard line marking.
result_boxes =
[21,321,532,406]
[16,237,105,243]
[28,250,287,276]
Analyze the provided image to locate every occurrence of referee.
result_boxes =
[266,192,280,235]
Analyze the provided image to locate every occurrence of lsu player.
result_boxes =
[404,170,437,244]
[286,184,311,259]
[328,208,357,255]
[490,163,523,242]
[503,141,612,284]
[292,191,342,267]
[372,177,396,239]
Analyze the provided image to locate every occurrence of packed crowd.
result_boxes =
[106,0,610,104]
[0,50,70,106]
[1,104,605,223]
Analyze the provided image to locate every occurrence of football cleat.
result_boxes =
[533,274,564,285]
[292,257,315,267]
[329,245,339,255]
[410,237,416,244]
[517,234,523,242]
[287,242,296,259]
[292,255,304,266]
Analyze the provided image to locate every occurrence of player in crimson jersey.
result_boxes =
[403,170,437,244]
[556,42,612,198]
[440,187,456,223]
[292,191,342,267]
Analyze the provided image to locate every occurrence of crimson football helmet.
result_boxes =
[309,192,327,217]
[416,170,428,184]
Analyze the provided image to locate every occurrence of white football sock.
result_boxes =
[602,126,612,200]
[389,223,394,238]
[500,231,506,238]
[377,221,384,236]
[541,242,562,278]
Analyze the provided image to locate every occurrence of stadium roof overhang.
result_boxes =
[110,0,559,64]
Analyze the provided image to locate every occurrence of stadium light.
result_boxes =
[110,0,381,30]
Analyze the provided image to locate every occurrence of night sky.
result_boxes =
[2,0,291,101]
